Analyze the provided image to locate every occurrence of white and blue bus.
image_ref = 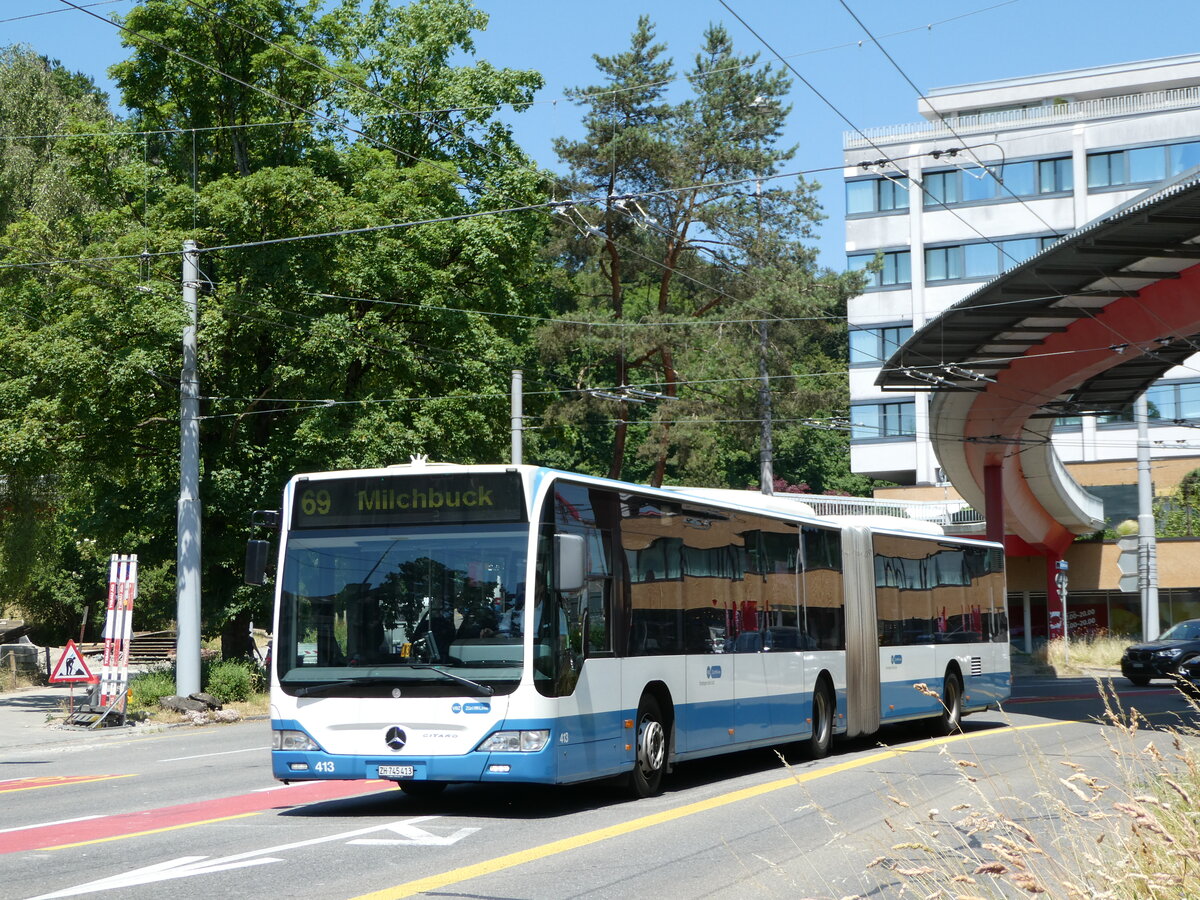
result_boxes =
[247,460,1009,797]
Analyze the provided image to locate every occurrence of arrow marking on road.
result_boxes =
[28,816,463,899]
[350,820,479,846]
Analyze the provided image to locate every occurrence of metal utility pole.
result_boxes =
[758,320,774,495]
[511,369,523,465]
[177,240,202,696]
[1135,394,1160,640]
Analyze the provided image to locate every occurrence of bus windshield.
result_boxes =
[276,524,529,696]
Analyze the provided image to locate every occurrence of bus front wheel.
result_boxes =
[807,681,833,759]
[628,695,668,798]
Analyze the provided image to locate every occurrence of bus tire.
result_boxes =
[398,781,446,799]
[936,670,963,736]
[807,680,833,759]
[628,695,668,798]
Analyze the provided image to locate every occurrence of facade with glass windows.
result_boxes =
[844,54,1200,486]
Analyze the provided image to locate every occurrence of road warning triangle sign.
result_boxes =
[50,640,96,684]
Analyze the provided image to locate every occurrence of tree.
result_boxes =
[0,46,113,229]
[538,19,865,490]
[0,0,554,650]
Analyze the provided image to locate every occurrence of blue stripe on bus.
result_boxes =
[271,670,1009,785]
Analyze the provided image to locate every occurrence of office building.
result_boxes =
[844,54,1200,487]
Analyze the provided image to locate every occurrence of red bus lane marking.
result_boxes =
[3,780,395,854]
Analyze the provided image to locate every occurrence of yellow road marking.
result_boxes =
[43,813,261,850]
[0,774,135,793]
[354,721,1062,900]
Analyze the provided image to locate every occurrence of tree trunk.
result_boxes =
[220,609,254,660]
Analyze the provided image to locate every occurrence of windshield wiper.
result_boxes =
[286,667,495,698]
[288,676,396,697]
[402,664,495,696]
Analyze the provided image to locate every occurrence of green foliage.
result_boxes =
[128,666,177,710]
[1156,469,1200,538]
[0,2,873,644]
[205,658,260,703]
[536,18,867,489]
[0,1,554,638]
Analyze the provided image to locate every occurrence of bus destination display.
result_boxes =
[292,472,526,528]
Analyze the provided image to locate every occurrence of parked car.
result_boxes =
[1121,619,1200,686]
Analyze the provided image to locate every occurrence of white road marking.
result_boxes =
[349,820,480,846]
[0,815,103,835]
[27,816,473,899]
[160,747,267,762]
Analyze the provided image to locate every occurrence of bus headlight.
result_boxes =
[273,729,320,751]
[477,730,550,752]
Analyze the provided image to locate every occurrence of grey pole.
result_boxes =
[177,240,202,696]
[758,320,774,495]
[511,369,523,465]
[1135,394,1160,640]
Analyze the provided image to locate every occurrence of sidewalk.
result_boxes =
[0,682,124,753]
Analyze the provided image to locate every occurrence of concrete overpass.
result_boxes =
[877,171,1200,625]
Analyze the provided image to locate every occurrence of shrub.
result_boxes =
[128,666,176,710]
[204,659,256,703]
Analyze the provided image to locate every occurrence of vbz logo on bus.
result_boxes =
[706,665,722,679]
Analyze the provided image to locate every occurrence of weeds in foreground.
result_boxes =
[812,679,1200,898]
[1037,633,1129,672]
[0,667,39,693]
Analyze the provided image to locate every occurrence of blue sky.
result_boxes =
[6,0,1197,265]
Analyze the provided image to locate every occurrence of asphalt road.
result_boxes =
[2,674,1195,900]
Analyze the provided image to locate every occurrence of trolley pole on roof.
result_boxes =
[177,240,202,696]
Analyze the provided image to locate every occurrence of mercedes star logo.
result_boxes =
[385,726,407,751]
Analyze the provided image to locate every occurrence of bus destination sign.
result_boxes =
[292,472,526,529]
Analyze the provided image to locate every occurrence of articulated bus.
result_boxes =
[246,460,1010,798]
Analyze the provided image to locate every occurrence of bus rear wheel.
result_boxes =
[628,695,668,798]
[807,681,833,759]
[935,671,963,736]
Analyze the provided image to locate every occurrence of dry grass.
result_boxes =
[0,666,41,694]
[1036,633,1128,672]
[820,679,1200,898]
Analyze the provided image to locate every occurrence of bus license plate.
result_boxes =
[378,765,415,778]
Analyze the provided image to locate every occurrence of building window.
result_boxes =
[924,235,1058,283]
[923,156,1070,207]
[846,176,909,215]
[1038,158,1072,193]
[851,401,916,441]
[925,246,963,281]
[1170,141,1200,176]
[1097,380,1200,425]
[961,169,996,202]
[923,170,960,206]
[848,250,912,288]
[850,324,913,366]
[1088,141,1200,189]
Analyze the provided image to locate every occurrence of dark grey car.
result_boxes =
[1121,619,1200,686]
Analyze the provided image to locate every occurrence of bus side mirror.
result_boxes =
[554,534,586,593]
[245,539,271,586]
